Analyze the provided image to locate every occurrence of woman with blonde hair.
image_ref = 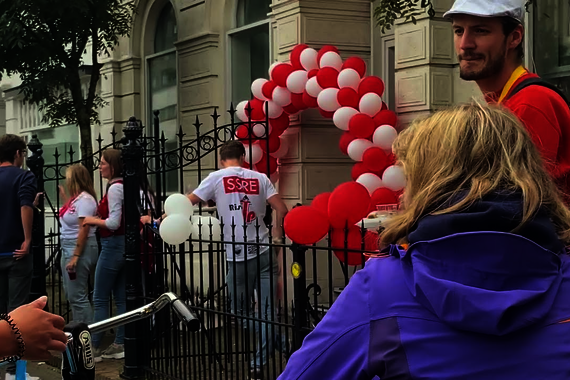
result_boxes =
[58,164,98,324]
[278,103,570,379]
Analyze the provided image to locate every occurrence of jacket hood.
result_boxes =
[397,192,565,336]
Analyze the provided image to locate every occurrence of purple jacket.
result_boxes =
[279,194,570,379]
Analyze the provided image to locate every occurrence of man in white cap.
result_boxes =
[446,0,570,202]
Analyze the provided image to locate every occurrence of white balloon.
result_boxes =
[272,87,292,107]
[373,125,398,150]
[271,137,288,159]
[359,93,383,117]
[382,165,406,191]
[300,48,319,71]
[252,123,272,138]
[244,144,263,164]
[347,139,374,162]
[251,78,268,101]
[191,216,222,242]
[333,107,359,131]
[337,68,361,90]
[319,51,343,70]
[164,193,194,218]
[160,214,192,245]
[305,76,323,98]
[236,101,248,122]
[357,173,384,195]
[317,88,340,112]
[264,101,284,119]
[286,70,309,94]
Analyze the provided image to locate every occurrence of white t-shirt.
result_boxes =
[193,166,277,261]
[60,192,98,239]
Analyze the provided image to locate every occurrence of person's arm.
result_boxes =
[187,173,216,207]
[187,192,204,206]
[277,261,372,380]
[267,194,288,239]
[84,184,123,229]
[15,172,37,259]
[66,197,96,272]
[0,296,67,360]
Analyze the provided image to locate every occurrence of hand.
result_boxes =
[83,216,100,226]
[65,256,79,273]
[14,240,31,260]
[33,192,44,207]
[141,215,152,225]
[8,296,67,360]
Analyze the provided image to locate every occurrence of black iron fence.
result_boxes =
[26,106,379,380]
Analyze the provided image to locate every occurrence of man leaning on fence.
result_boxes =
[0,134,38,379]
[187,140,289,379]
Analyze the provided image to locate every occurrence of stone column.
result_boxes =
[271,0,371,207]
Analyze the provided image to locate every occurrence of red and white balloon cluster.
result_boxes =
[233,43,405,196]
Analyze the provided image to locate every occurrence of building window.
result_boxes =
[533,0,570,97]
[228,0,271,102]
[146,2,178,192]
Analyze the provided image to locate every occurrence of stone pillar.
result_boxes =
[393,0,480,127]
[271,0,371,207]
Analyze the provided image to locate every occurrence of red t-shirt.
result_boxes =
[486,73,570,201]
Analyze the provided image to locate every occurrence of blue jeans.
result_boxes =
[61,237,98,324]
[226,249,287,369]
[92,235,126,348]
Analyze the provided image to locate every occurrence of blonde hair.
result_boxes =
[381,102,570,246]
[66,164,97,200]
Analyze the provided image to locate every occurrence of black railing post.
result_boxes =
[291,243,309,351]
[27,134,46,306]
[121,116,145,379]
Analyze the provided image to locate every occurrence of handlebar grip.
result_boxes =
[172,299,200,332]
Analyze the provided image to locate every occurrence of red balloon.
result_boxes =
[272,63,295,87]
[284,206,330,245]
[349,113,376,139]
[307,69,319,79]
[381,102,388,111]
[260,135,281,153]
[387,153,397,166]
[317,45,340,63]
[291,93,308,111]
[290,44,309,70]
[256,154,278,175]
[319,109,335,119]
[373,110,398,128]
[303,91,318,108]
[235,124,251,140]
[311,192,331,217]
[331,226,368,266]
[316,67,340,89]
[358,76,385,98]
[364,231,379,252]
[270,113,290,136]
[262,81,278,99]
[337,88,360,109]
[247,98,265,120]
[362,147,389,172]
[328,182,371,229]
[342,57,367,78]
[369,188,398,213]
[351,162,370,181]
[283,103,299,115]
[339,132,357,155]
[242,161,251,169]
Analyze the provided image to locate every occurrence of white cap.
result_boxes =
[444,0,526,23]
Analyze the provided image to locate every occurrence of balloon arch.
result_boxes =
[233,44,406,263]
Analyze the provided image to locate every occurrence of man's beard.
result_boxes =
[459,45,507,81]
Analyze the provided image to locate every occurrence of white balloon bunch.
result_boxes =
[159,194,193,245]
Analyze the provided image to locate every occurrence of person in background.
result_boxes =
[278,103,570,379]
[58,164,98,324]
[83,148,125,362]
[0,134,37,379]
[186,140,289,379]
[0,296,67,361]
[447,0,570,200]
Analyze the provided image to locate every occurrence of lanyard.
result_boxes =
[498,65,528,104]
